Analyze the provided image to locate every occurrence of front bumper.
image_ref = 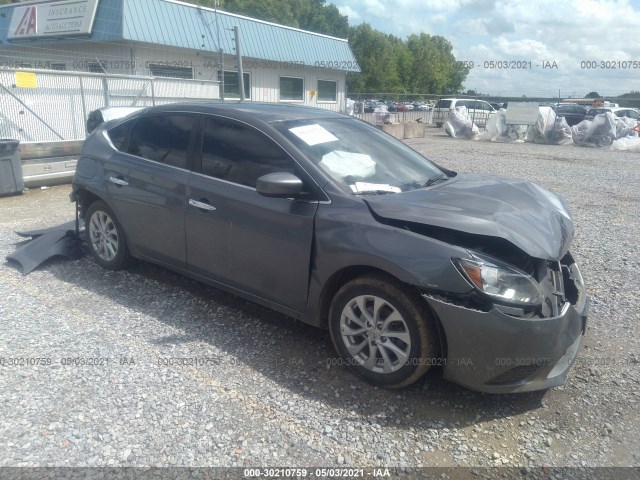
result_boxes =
[423,274,589,394]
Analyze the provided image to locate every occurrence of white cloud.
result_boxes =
[362,0,387,17]
[337,5,361,21]
[333,0,640,96]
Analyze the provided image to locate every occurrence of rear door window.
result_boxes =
[127,115,195,169]
[435,100,452,109]
[107,120,133,151]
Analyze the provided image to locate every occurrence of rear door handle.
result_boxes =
[189,199,216,211]
[108,176,129,186]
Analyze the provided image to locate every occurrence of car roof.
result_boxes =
[138,102,346,123]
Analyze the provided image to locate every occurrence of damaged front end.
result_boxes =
[423,250,588,393]
[362,172,589,392]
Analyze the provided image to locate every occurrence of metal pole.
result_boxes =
[215,1,224,101]
[151,79,156,106]
[79,76,88,128]
[130,81,149,106]
[219,48,225,102]
[102,76,110,107]
[234,25,245,102]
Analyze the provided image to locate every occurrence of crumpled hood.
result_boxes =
[365,173,574,261]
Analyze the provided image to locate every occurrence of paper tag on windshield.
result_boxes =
[289,124,338,146]
[350,182,401,193]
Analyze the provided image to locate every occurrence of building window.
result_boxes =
[317,80,337,102]
[87,61,107,74]
[50,63,66,71]
[280,76,303,101]
[222,71,250,99]
[148,64,193,79]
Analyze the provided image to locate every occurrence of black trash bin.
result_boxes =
[0,139,23,197]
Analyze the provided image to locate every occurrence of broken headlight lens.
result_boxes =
[454,253,543,307]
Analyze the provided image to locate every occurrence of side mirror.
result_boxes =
[256,172,304,198]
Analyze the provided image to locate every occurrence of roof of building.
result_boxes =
[0,0,360,72]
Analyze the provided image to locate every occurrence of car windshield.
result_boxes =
[275,118,446,194]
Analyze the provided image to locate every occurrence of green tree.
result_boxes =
[292,0,349,38]
[346,24,404,94]
[405,33,468,94]
[585,91,601,98]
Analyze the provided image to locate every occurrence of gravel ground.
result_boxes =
[0,128,638,474]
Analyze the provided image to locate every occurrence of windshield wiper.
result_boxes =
[422,173,448,188]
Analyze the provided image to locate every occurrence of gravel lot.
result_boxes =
[1,128,639,474]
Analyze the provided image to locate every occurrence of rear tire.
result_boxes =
[329,273,439,388]
[86,201,129,270]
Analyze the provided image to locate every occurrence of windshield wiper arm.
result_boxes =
[422,173,448,188]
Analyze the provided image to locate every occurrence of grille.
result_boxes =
[486,365,541,386]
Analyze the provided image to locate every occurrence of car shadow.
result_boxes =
[32,254,548,430]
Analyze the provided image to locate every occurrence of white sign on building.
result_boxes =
[8,0,99,40]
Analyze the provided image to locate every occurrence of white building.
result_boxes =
[0,0,360,112]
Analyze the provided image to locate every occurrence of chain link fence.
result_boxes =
[0,68,220,143]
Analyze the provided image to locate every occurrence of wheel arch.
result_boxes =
[73,187,105,220]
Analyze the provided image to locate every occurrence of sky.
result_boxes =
[333,0,640,98]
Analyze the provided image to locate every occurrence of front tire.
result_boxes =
[86,201,129,270]
[329,273,439,388]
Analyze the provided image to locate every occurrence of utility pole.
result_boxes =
[234,25,245,101]
[215,0,224,101]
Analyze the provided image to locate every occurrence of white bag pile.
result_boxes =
[443,107,479,139]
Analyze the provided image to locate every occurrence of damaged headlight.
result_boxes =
[453,253,543,307]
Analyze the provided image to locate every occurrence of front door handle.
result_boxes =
[189,198,216,211]
[108,176,129,187]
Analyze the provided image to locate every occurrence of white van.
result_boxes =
[432,98,496,127]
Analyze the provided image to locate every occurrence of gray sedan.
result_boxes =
[71,103,588,393]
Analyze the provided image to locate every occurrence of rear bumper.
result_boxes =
[423,280,589,394]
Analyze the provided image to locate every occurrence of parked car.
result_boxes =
[384,101,396,112]
[432,99,496,127]
[413,103,431,111]
[72,103,588,393]
[552,104,589,126]
[585,107,640,121]
[363,101,378,113]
